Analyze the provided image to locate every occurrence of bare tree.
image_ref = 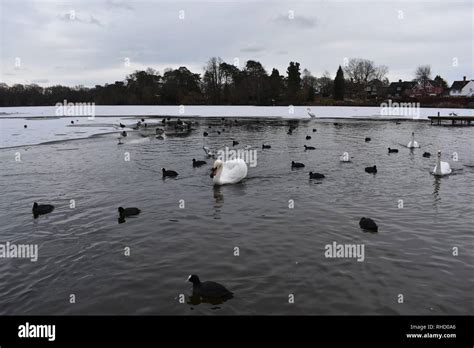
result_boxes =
[414,65,432,88]
[344,58,389,85]
[203,57,224,104]
[344,58,376,86]
[317,70,333,97]
[374,65,389,85]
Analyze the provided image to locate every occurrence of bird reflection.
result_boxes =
[187,293,228,306]
[432,176,441,203]
[213,186,224,205]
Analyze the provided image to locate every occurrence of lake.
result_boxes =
[0,114,473,315]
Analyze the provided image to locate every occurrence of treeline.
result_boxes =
[0,57,445,107]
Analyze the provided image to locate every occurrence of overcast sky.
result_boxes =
[1,0,473,87]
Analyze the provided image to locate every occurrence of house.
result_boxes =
[387,80,416,99]
[460,80,474,97]
[449,76,471,96]
[365,79,387,99]
[410,80,444,97]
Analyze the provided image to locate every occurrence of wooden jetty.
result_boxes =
[428,114,474,126]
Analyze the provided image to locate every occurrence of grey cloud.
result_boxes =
[273,14,317,29]
[58,12,104,27]
[31,79,50,84]
[240,46,265,53]
[106,0,134,10]
[1,0,472,87]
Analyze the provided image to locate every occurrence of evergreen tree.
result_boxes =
[334,66,345,100]
[286,61,301,103]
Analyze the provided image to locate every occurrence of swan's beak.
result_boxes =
[210,167,216,178]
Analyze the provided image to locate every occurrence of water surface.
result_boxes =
[0,117,473,315]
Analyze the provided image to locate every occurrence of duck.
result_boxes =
[433,150,452,176]
[192,159,207,167]
[232,140,239,146]
[423,152,431,158]
[365,165,377,174]
[262,144,271,149]
[309,172,325,179]
[359,217,378,232]
[121,131,127,137]
[162,168,179,178]
[287,129,293,135]
[407,132,419,148]
[70,120,74,124]
[307,108,316,118]
[203,131,208,137]
[306,135,311,140]
[24,125,27,128]
[365,137,371,142]
[118,207,140,218]
[32,202,54,217]
[388,148,399,153]
[291,161,305,168]
[304,145,315,150]
[119,123,126,129]
[312,128,317,132]
[210,159,248,185]
[188,274,233,300]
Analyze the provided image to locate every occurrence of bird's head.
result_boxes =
[210,160,223,178]
[187,274,200,284]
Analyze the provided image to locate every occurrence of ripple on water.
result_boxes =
[0,119,472,314]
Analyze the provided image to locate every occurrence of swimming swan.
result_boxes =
[210,159,248,185]
[433,150,452,176]
[407,132,420,148]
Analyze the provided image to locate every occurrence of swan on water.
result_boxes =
[407,132,420,148]
[307,108,316,118]
[210,159,248,185]
[433,150,452,176]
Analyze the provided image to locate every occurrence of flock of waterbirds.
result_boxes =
[29,115,456,304]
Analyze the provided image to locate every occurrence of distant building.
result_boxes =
[387,80,416,99]
[449,76,471,96]
[365,79,387,99]
[460,80,474,97]
[410,80,444,97]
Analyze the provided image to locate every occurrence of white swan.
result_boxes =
[433,150,452,176]
[407,132,420,148]
[210,159,248,185]
[307,108,316,118]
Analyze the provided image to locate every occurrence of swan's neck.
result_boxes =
[214,167,223,181]
[436,156,441,174]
